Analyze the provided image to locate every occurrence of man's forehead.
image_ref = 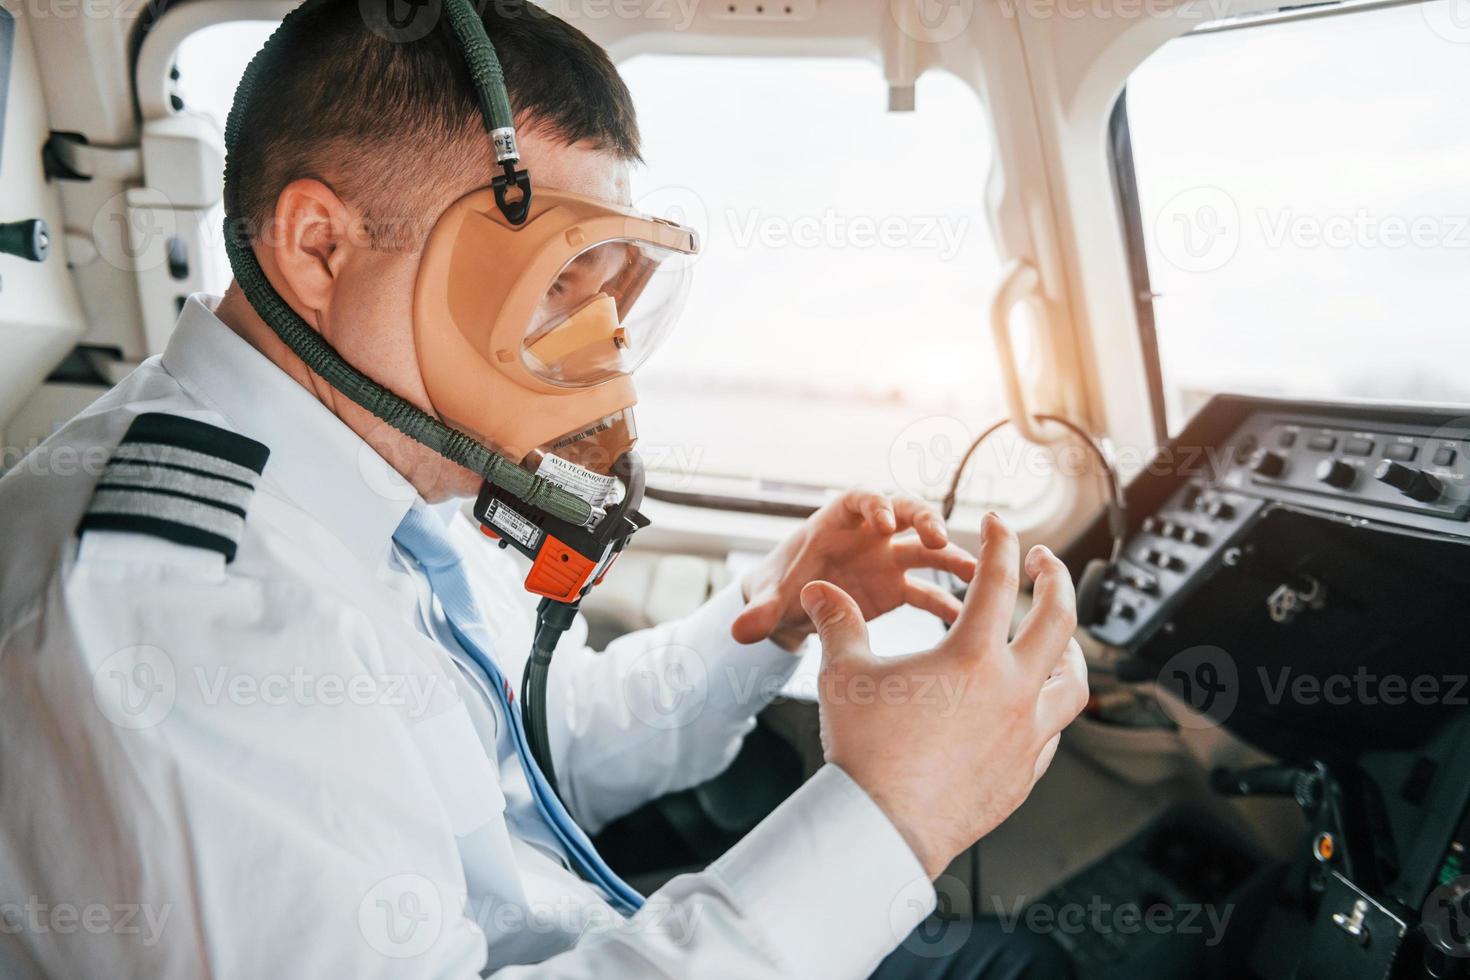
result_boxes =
[515,129,632,207]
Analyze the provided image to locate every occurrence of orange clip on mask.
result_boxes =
[414,188,699,506]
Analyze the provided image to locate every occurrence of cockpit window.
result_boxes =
[1126,0,1470,432]
[620,55,1025,507]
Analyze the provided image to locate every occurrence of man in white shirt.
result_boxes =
[0,1,1088,976]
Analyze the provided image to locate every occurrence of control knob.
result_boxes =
[1250,449,1288,478]
[1374,460,1442,503]
[1316,459,1357,490]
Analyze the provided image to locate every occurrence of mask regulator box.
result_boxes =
[474,454,650,604]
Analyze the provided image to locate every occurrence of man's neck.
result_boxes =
[211,284,473,502]
[215,285,327,404]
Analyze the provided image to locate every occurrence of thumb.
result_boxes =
[800,581,873,668]
[730,591,781,645]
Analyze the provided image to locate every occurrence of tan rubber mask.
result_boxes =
[414,187,698,501]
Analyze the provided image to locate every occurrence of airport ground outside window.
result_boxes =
[1125,0,1470,435]
[174,28,1049,514]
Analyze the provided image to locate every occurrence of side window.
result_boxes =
[1126,1,1470,432]
[173,33,1037,510]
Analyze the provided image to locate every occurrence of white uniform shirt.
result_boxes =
[0,296,936,978]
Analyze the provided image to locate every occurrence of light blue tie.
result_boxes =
[393,505,644,915]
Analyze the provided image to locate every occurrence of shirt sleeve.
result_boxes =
[546,581,805,831]
[495,765,937,979]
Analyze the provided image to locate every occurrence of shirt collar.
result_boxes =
[161,294,420,569]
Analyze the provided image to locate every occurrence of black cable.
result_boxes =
[522,597,580,797]
[941,413,1128,562]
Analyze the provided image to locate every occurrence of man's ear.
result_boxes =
[267,178,364,319]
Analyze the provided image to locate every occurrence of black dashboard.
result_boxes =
[1058,394,1470,980]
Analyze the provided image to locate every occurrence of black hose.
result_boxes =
[522,598,580,795]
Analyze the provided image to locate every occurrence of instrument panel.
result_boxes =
[1069,396,1470,652]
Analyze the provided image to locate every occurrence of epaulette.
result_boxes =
[76,413,270,563]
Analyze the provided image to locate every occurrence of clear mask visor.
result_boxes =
[522,239,691,388]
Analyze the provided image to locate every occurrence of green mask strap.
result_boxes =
[220,0,591,526]
[442,0,534,224]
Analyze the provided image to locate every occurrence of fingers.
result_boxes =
[730,591,781,645]
[888,496,948,548]
[1031,733,1062,786]
[1010,545,1079,678]
[948,512,1021,652]
[844,491,897,534]
[841,491,948,547]
[893,539,977,581]
[800,581,875,669]
[902,576,965,624]
[1035,639,1089,735]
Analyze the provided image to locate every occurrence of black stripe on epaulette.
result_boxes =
[121,412,269,475]
[76,414,270,563]
[78,513,243,563]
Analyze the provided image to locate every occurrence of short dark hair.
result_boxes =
[225,0,641,249]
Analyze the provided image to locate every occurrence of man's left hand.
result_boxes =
[732,490,979,651]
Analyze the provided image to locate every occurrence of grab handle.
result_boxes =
[989,259,1064,446]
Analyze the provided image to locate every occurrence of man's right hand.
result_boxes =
[800,511,1088,880]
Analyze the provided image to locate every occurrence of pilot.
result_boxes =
[0,1,1087,977]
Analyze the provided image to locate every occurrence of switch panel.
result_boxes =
[1080,402,1470,651]
[1089,484,1263,649]
[1225,415,1470,521]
